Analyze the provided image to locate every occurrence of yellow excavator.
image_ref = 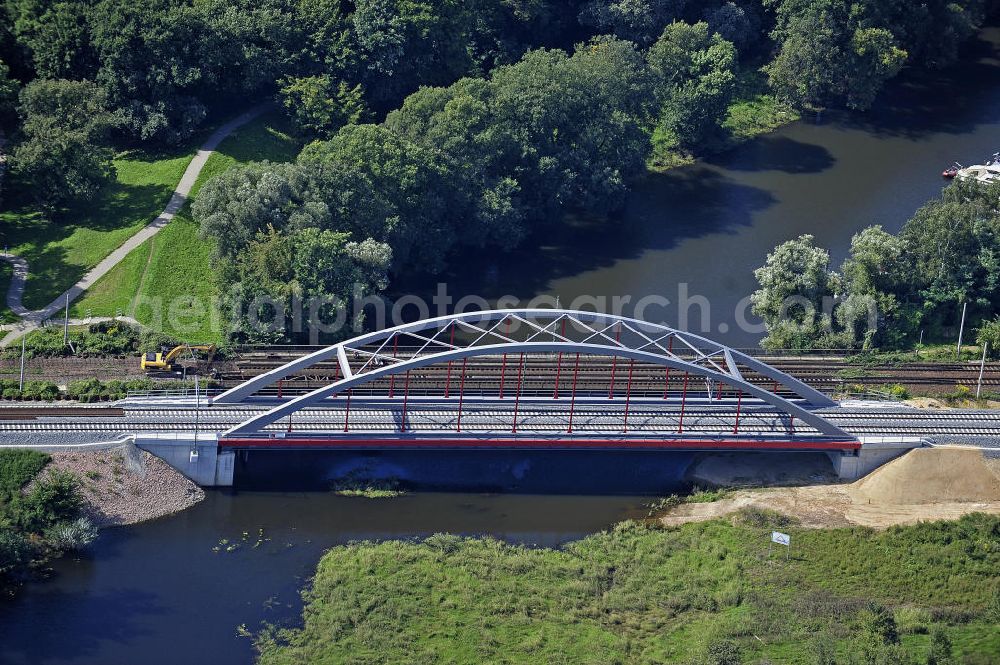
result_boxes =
[141,344,216,372]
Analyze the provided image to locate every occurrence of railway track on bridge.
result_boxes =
[0,404,997,440]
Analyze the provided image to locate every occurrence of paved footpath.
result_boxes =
[0,104,270,346]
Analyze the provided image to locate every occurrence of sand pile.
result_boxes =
[850,447,1000,505]
[661,447,1000,529]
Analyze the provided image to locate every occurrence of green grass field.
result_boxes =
[70,111,302,342]
[0,262,15,323]
[0,149,195,311]
[256,513,1000,665]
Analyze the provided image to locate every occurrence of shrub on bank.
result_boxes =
[0,451,93,597]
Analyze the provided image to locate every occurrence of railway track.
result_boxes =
[0,403,997,439]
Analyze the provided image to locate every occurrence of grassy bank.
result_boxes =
[71,111,302,343]
[257,513,1000,664]
[0,147,195,311]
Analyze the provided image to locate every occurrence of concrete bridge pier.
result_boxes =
[135,433,234,486]
[827,438,924,480]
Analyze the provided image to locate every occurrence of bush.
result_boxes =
[732,507,798,529]
[894,606,931,634]
[13,470,81,533]
[0,529,32,576]
[0,449,50,500]
[66,378,104,402]
[882,384,910,400]
[976,316,1000,359]
[44,517,97,552]
[18,381,60,401]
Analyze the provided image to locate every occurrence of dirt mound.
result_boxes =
[687,452,838,487]
[851,448,1000,505]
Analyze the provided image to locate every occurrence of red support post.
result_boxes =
[512,353,524,432]
[716,380,724,401]
[277,379,283,399]
[400,370,411,432]
[456,358,467,432]
[389,335,399,398]
[677,371,690,433]
[444,323,455,398]
[342,390,351,432]
[553,318,566,399]
[733,390,743,434]
[623,359,635,433]
[567,353,581,433]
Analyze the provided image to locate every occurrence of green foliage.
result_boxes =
[11,469,80,533]
[279,75,366,138]
[256,515,1000,664]
[0,451,92,595]
[648,22,737,150]
[976,317,1000,359]
[0,58,17,126]
[5,321,170,359]
[0,449,50,502]
[578,0,686,45]
[756,179,1000,352]
[44,517,97,551]
[11,78,116,207]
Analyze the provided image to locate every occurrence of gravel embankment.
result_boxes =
[31,443,204,526]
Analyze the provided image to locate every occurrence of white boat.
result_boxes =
[955,151,1000,184]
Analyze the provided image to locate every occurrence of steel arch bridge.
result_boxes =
[215,309,857,450]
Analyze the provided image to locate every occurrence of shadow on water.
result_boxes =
[408,168,775,301]
[836,27,1000,139]
[704,135,836,174]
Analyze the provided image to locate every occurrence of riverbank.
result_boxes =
[255,511,1000,664]
[31,445,204,526]
[662,448,1000,529]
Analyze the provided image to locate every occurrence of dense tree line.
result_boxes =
[752,179,1000,352]
[0,0,994,341]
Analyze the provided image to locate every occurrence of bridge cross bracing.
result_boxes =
[214,309,854,445]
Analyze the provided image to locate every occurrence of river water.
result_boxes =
[2,24,1000,665]
[431,26,1000,347]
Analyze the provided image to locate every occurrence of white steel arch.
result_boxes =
[217,310,848,439]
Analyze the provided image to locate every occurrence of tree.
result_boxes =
[0,58,17,127]
[352,0,479,108]
[8,0,97,79]
[648,21,737,149]
[577,0,687,45]
[975,317,1000,360]
[838,225,913,348]
[765,0,907,110]
[10,78,116,207]
[751,234,847,349]
[489,38,653,219]
[926,625,953,665]
[854,601,903,665]
[299,123,457,273]
[279,75,366,138]
[704,2,762,54]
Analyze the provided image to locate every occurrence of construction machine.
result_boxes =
[141,344,216,372]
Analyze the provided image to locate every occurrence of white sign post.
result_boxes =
[770,531,791,560]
